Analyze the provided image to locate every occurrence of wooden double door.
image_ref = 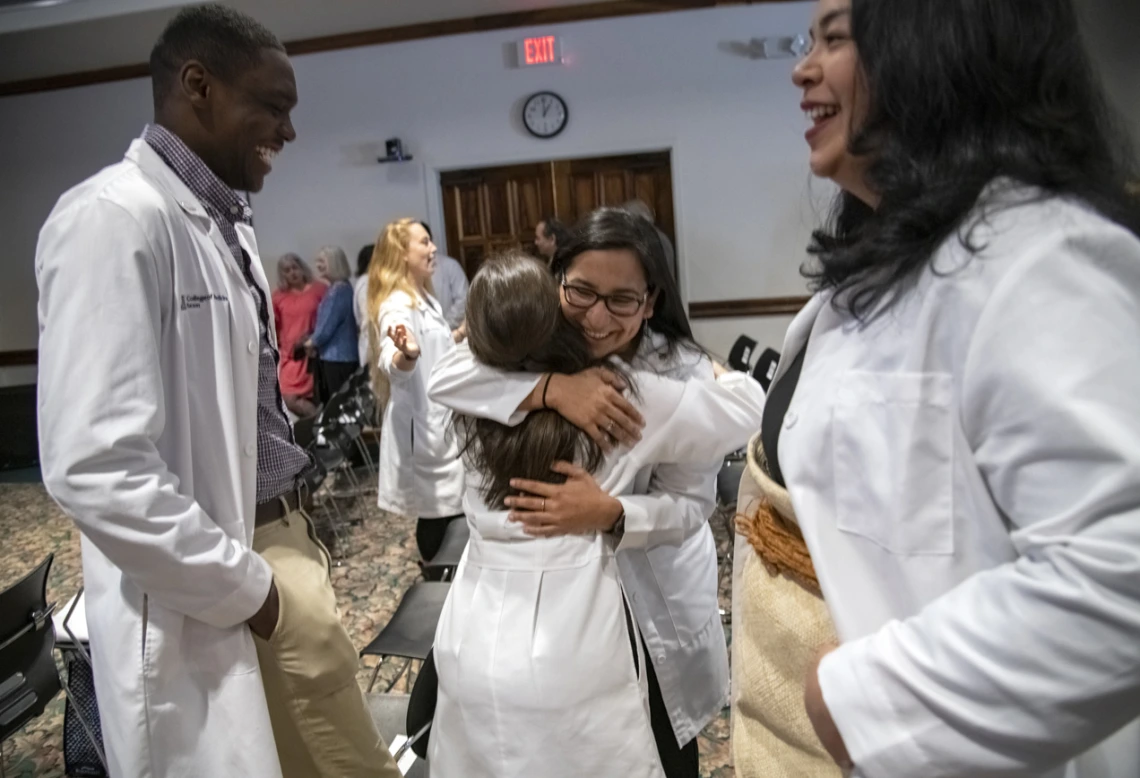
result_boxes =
[439,150,675,280]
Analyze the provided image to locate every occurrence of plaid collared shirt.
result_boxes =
[144,124,311,504]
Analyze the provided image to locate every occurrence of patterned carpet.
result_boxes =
[0,481,737,777]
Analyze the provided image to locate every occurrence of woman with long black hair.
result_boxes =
[428,252,765,777]
[429,208,727,776]
[732,0,1140,775]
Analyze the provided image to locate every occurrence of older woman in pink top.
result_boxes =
[272,253,325,417]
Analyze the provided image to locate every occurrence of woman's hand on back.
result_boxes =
[505,461,624,537]
[545,367,645,452]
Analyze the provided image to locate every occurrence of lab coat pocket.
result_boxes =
[181,612,260,677]
[831,371,954,555]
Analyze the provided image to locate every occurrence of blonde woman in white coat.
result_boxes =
[428,253,766,778]
[368,219,465,564]
[759,1,1140,776]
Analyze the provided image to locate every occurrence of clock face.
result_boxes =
[523,91,568,139]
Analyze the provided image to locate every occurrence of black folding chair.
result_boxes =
[752,348,781,392]
[420,520,469,582]
[727,335,759,373]
[0,555,61,774]
[361,582,450,694]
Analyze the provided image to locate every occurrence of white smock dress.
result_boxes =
[375,290,465,519]
[427,369,765,778]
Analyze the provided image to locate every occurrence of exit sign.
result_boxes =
[518,35,562,67]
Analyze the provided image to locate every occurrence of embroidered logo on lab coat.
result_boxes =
[180,293,229,311]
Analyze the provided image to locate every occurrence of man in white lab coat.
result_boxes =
[36,6,397,777]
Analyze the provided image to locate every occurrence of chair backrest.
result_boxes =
[1,554,61,742]
[752,348,781,392]
[727,335,758,373]
[293,414,318,449]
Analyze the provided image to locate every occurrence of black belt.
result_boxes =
[254,486,312,526]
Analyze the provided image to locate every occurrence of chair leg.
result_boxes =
[367,660,383,694]
[354,438,378,480]
[384,658,412,693]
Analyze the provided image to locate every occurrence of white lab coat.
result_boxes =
[430,370,766,777]
[431,255,469,330]
[376,290,465,518]
[36,139,280,777]
[762,186,1140,777]
[428,330,728,746]
[353,274,370,366]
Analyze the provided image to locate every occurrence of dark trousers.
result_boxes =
[317,359,358,402]
[625,603,700,777]
[415,515,461,566]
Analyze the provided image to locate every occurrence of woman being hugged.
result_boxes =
[430,208,729,776]
[737,0,1140,776]
[429,252,766,778]
[368,219,465,565]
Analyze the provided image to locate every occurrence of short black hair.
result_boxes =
[357,243,375,276]
[150,3,285,107]
[538,216,568,245]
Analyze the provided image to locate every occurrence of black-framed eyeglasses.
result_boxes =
[561,277,650,316]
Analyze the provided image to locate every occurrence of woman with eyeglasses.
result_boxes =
[429,207,729,777]
[427,251,766,777]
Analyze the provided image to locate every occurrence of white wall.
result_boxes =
[0,3,822,383]
[5,0,1137,384]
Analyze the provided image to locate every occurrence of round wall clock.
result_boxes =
[522,91,568,139]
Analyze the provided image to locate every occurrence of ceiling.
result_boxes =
[0,0,622,84]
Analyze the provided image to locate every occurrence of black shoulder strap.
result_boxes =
[759,340,808,489]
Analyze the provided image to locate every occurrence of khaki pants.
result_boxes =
[253,509,401,778]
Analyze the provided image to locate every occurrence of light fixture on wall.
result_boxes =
[377,138,413,164]
[0,0,76,10]
[718,34,810,60]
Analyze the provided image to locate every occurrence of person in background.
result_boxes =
[35,5,400,777]
[303,244,358,399]
[623,199,676,282]
[368,218,465,567]
[273,253,325,417]
[534,216,568,263]
[740,0,1140,776]
[353,243,374,367]
[419,221,468,335]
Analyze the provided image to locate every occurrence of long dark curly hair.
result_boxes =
[806,0,1140,320]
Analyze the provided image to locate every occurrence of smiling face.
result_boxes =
[560,249,657,359]
[403,223,437,286]
[190,48,298,193]
[792,0,875,203]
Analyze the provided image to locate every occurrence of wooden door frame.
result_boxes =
[425,142,690,296]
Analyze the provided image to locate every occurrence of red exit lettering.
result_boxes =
[524,36,557,65]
